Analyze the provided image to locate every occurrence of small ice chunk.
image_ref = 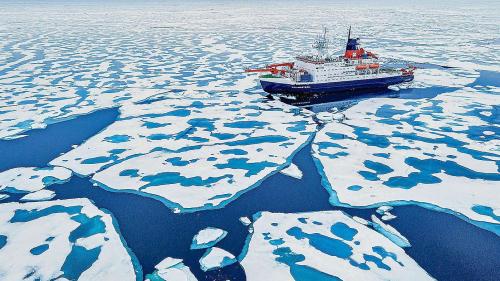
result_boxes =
[191,227,227,249]
[376,205,394,215]
[20,190,56,202]
[279,163,303,179]
[388,85,400,91]
[199,247,237,272]
[381,212,397,221]
[371,215,410,248]
[239,217,251,226]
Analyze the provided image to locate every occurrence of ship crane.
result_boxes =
[245,62,294,75]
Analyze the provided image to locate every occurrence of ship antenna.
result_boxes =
[348,25,351,40]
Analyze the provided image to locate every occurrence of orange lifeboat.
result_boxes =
[355,64,368,70]
[369,63,380,69]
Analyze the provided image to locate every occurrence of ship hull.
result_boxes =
[260,75,413,96]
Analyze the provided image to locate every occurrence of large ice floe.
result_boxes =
[240,211,433,280]
[51,93,315,212]
[0,199,140,280]
[145,257,197,281]
[191,227,227,249]
[0,166,72,193]
[312,88,500,233]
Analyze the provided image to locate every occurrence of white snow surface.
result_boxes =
[313,88,500,228]
[280,163,303,179]
[240,211,433,281]
[146,257,197,281]
[199,247,237,272]
[239,217,252,226]
[0,166,72,193]
[191,227,227,249]
[51,93,315,211]
[0,199,139,280]
[20,189,56,202]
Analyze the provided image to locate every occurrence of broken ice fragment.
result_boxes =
[199,247,237,272]
[279,163,303,179]
[191,227,227,249]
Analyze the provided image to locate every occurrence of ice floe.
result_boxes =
[381,213,397,222]
[377,206,397,221]
[279,163,303,179]
[313,88,500,232]
[20,189,56,202]
[0,166,72,193]
[51,93,315,212]
[0,199,140,280]
[145,257,197,281]
[199,247,237,272]
[240,217,252,226]
[240,211,433,280]
[191,227,227,250]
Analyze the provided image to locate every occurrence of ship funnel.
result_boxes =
[344,26,363,58]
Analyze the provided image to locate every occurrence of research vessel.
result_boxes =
[246,27,414,101]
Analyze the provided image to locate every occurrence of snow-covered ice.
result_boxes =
[145,257,197,281]
[0,166,72,193]
[279,163,303,179]
[370,215,411,248]
[312,88,500,233]
[51,94,315,212]
[0,199,140,280]
[20,189,56,202]
[191,227,227,250]
[381,213,397,221]
[376,206,393,215]
[377,206,397,221]
[239,217,252,226]
[240,211,433,280]
[199,247,237,272]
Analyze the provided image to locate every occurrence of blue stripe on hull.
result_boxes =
[260,75,414,95]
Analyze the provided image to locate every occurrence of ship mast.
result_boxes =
[312,27,330,60]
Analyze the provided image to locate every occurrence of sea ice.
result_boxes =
[51,93,315,212]
[376,206,397,221]
[199,247,237,272]
[239,217,252,226]
[313,88,500,232]
[240,211,433,281]
[0,199,140,280]
[381,213,397,221]
[0,166,72,193]
[191,227,228,250]
[279,163,303,179]
[20,189,56,202]
[376,206,393,215]
[145,257,197,281]
[370,215,411,248]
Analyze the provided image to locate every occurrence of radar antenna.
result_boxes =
[312,27,331,60]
